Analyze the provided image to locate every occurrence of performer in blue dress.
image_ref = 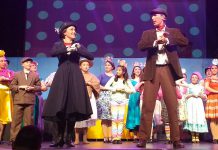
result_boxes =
[126,64,142,142]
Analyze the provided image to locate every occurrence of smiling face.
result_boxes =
[80,61,90,73]
[205,68,212,78]
[105,61,114,73]
[22,61,32,70]
[133,66,141,77]
[30,63,38,72]
[211,65,218,76]
[191,74,199,84]
[116,66,124,77]
[0,56,7,69]
[63,26,77,40]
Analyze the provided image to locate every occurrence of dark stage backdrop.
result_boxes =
[25,0,205,58]
[0,0,26,57]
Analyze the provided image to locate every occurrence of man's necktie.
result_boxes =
[25,73,29,80]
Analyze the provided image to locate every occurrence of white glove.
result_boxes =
[67,46,77,52]
[66,43,80,55]
[71,43,80,48]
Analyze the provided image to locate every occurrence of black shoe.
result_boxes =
[8,141,14,146]
[165,140,173,144]
[49,139,64,147]
[107,140,112,143]
[66,138,74,147]
[147,139,153,143]
[108,138,112,143]
[0,141,3,145]
[117,140,122,144]
[213,139,218,144]
[136,140,146,148]
[59,140,65,147]
[66,142,75,147]
[112,140,117,144]
[133,139,139,143]
[173,141,185,149]
[49,142,59,147]
[10,141,15,149]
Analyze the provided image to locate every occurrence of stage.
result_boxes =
[0,141,217,150]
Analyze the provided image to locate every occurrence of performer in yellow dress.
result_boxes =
[0,50,14,144]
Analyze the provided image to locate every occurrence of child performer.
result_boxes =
[104,65,135,144]
[183,72,208,143]
[74,58,100,145]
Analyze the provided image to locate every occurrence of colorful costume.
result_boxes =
[184,84,208,133]
[0,69,14,124]
[126,79,141,130]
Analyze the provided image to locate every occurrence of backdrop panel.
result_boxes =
[25,0,206,58]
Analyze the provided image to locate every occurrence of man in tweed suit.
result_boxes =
[10,57,41,142]
[136,8,189,149]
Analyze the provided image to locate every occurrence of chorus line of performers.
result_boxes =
[1,49,218,147]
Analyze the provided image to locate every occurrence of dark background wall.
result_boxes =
[206,0,218,58]
[0,0,217,58]
[0,0,26,56]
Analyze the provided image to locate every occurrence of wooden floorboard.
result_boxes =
[0,141,218,150]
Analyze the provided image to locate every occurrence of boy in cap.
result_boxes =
[137,7,189,149]
[9,57,42,143]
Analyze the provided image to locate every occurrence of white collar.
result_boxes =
[23,69,30,74]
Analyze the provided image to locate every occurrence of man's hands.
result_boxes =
[19,85,34,91]
[156,35,168,44]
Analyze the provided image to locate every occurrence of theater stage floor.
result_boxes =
[0,141,218,150]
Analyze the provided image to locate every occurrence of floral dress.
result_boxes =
[96,73,113,120]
